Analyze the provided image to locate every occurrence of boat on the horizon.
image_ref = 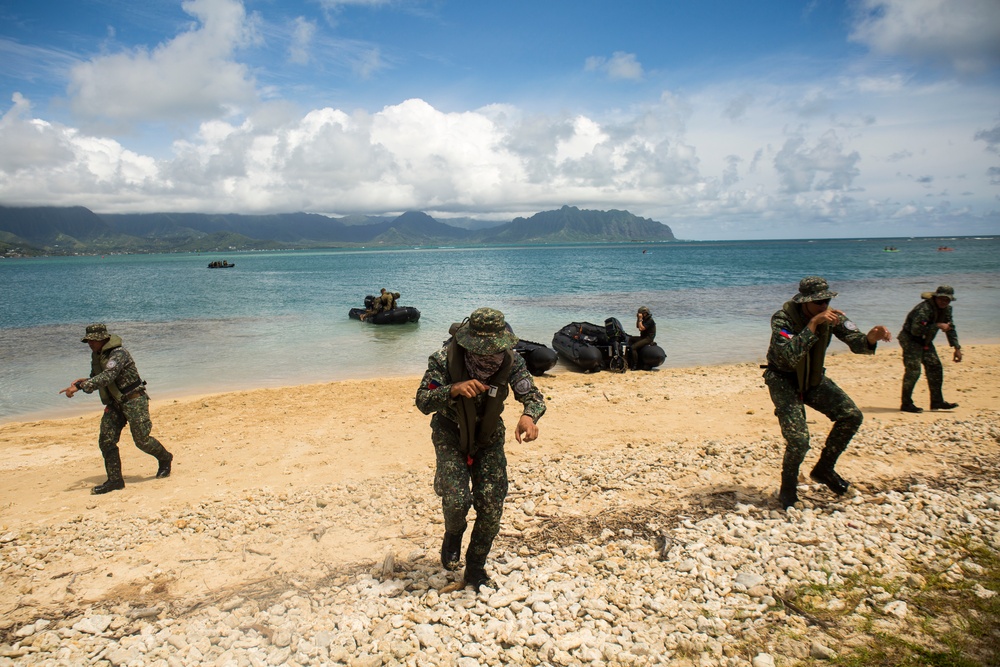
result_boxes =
[552,319,666,372]
[208,260,235,268]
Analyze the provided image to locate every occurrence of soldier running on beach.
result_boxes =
[898,286,962,413]
[415,308,545,591]
[60,323,174,495]
[762,277,892,510]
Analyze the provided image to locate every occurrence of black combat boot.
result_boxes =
[464,562,494,591]
[900,403,923,413]
[92,479,125,495]
[156,453,173,479]
[778,454,802,510]
[810,449,850,496]
[440,531,464,571]
[778,475,799,510]
[929,379,957,410]
[94,450,125,495]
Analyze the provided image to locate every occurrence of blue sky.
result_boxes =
[1,0,998,239]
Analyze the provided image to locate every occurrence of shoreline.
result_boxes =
[7,336,999,427]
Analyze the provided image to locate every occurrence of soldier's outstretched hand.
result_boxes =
[515,415,539,443]
[866,325,892,345]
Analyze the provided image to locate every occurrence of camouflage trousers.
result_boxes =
[99,394,171,481]
[765,371,863,474]
[899,334,944,405]
[431,415,509,568]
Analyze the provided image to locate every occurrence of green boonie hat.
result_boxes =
[928,285,956,302]
[454,308,518,355]
[81,323,111,342]
[637,306,651,315]
[792,276,838,304]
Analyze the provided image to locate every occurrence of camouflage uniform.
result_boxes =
[763,278,878,508]
[76,325,172,487]
[898,287,960,409]
[415,309,545,582]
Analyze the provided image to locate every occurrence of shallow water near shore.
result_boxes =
[1,236,998,422]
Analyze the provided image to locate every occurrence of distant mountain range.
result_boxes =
[0,204,675,256]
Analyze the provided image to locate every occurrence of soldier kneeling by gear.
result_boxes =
[61,323,174,495]
[415,308,546,591]
[762,278,892,510]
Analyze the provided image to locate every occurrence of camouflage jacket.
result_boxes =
[416,345,546,428]
[78,336,144,406]
[766,302,874,390]
[899,299,959,348]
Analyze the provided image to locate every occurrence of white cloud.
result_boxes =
[2,66,998,237]
[353,48,384,79]
[850,0,1000,73]
[288,17,316,65]
[774,131,861,194]
[66,0,258,125]
[584,52,644,81]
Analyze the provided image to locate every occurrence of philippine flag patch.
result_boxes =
[779,329,793,339]
[428,381,440,390]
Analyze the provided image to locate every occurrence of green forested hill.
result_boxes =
[0,204,676,255]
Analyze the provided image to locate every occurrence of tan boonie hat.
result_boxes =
[791,276,838,303]
[81,323,111,342]
[921,285,956,302]
[454,308,518,355]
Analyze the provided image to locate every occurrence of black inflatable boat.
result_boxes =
[349,295,420,324]
[552,319,665,372]
[514,338,558,376]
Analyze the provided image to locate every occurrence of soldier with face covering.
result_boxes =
[762,278,892,510]
[415,308,546,591]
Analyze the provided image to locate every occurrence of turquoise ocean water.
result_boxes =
[2,236,998,423]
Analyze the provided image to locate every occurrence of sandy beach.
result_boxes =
[1,345,997,666]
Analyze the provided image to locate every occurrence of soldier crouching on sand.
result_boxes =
[415,308,545,591]
[762,278,892,510]
[60,323,174,495]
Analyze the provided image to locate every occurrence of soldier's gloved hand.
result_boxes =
[515,415,538,443]
[954,348,963,363]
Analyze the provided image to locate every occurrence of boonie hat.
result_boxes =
[454,308,518,355]
[921,285,956,302]
[792,276,838,304]
[638,306,651,315]
[81,323,111,342]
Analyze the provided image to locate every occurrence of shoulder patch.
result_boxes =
[843,319,859,332]
[105,359,117,369]
[514,378,532,395]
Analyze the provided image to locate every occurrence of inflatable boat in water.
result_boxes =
[349,295,421,324]
[552,319,666,372]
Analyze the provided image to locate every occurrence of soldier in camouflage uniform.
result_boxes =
[763,278,892,509]
[898,286,962,413]
[416,308,545,591]
[60,323,174,495]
